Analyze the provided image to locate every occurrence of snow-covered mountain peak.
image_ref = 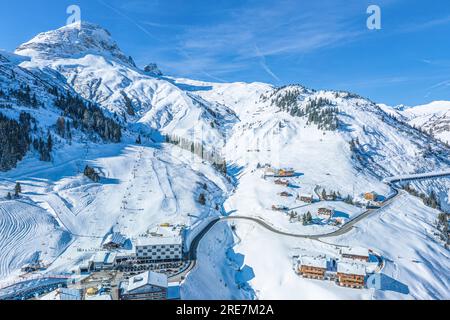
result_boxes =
[406,100,450,116]
[13,23,239,149]
[378,100,450,144]
[15,21,135,67]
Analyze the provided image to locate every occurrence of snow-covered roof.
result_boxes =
[103,232,127,246]
[41,288,81,300]
[337,262,366,276]
[341,247,368,257]
[135,225,183,247]
[78,260,92,269]
[135,235,182,247]
[127,271,168,292]
[92,252,108,264]
[104,252,117,264]
[91,252,116,264]
[299,255,327,269]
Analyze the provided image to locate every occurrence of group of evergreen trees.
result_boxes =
[121,91,135,116]
[32,131,53,162]
[270,87,303,110]
[437,212,449,244]
[1,85,39,108]
[402,183,440,210]
[0,109,58,169]
[270,89,340,132]
[302,98,339,131]
[287,210,313,225]
[320,188,342,201]
[318,187,355,205]
[302,211,313,225]
[349,137,360,153]
[0,74,123,172]
[54,92,122,142]
[402,183,449,244]
[0,112,33,171]
[343,195,355,205]
[55,117,73,140]
[5,182,22,200]
[165,134,227,174]
[349,137,368,166]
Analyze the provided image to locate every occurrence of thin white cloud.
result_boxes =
[96,0,163,42]
[254,45,280,82]
[425,79,450,98]
[168,1,365,80]
[397,15,450,34]
[96,0,233,82]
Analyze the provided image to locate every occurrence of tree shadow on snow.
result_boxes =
[226,247,256,297]
[173,82,213,92]
[333,210,350,219]
[122,239,133,250]
[226,251,245,269]
[292,172,304,178]
[236,265,256,286]
[99,177,121,185]
[227,164,244,185]
[162,77,213,92]
[338,121,355,133]
[223,209,238,217]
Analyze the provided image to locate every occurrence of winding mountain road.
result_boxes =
[169,185,404,281]
[171,168,450,282]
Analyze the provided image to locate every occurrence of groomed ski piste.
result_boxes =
[0,139,231,290]
[0,201,70,280]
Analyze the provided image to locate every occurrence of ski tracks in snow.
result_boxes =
[0,201,69,277]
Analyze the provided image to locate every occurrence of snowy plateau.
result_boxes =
[0,22,449,300]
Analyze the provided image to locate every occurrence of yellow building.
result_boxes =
[364,192,377,201]
[86,287,99,296]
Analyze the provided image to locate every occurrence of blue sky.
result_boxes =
[0,0,449,106]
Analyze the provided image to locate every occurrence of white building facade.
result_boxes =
[135,236,183,262]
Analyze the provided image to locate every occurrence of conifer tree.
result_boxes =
[14,182,22,197]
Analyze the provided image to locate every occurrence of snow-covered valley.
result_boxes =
[0,22,449,300]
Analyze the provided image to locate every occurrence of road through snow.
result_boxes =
[175,170,450,282]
